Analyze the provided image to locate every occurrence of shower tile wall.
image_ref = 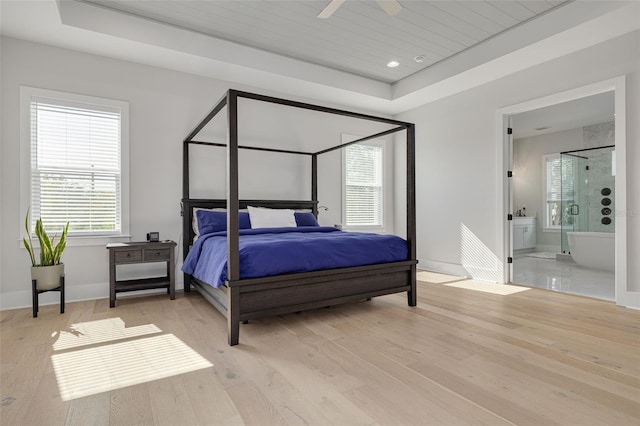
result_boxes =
[583,122,615,232]
[583,122,614,148]
[588,150,615,231]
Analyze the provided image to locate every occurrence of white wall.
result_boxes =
[0,36,395,309]
[629,55,640,296]
[395,30,639,292]
[0,32,3,299]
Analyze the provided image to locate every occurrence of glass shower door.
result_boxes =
[561,153,588,253]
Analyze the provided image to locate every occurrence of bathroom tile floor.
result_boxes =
[512,253,615,301]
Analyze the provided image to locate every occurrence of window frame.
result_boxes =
[541,153,562,232]
[20,86,130,246]
[341,136,384,230]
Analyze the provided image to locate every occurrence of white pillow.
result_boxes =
[248,206,297,229]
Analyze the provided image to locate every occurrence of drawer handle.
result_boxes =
[126,253,131,258]
[155,252,160,256]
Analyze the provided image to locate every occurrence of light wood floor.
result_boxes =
[1,274,639,426]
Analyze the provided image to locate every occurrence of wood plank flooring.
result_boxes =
[1,273,639,425]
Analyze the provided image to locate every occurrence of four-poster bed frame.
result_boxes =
[182,89,417,346]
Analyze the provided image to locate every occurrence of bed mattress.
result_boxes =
[182,227,408,288]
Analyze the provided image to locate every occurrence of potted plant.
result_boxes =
[23,210,69,290]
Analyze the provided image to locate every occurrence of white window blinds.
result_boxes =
[345,143,383,227]
[544,153,568,229]
[30,97,122,235]
[546,154,562,203]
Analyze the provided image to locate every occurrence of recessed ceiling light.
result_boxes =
[387,60,400,68]
[414,55,426,63]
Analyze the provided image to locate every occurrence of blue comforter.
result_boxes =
[182,227,408,288]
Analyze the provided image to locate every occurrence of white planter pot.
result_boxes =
[31,263,64,291]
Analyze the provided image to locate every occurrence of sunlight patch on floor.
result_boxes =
[444,279,530,295]
[51,318,213,401]
[417,270,465,284]
[53,317,162,351]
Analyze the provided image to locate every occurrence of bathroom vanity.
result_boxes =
[514,217,536,250]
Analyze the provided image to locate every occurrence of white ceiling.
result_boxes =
[512,91,615,139]
[83,0,567,83]
[0,1,638,114]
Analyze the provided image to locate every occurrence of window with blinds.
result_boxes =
[543,153,564,229]
[29,96,123,236]
[344,143,383,227]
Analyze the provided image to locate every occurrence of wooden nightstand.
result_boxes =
[106,240,177,307]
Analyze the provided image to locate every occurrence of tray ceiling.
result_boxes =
[85,0,569,83]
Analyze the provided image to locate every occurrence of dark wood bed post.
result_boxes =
[182,141,191,292]
[311,154,318,216]
[226,90,241,346]
[407,124,417,307]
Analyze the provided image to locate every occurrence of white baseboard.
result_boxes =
[0,280,185,311]
[418,259,470,278]
[418,259,506,283]
[535,244,561,253]
[619,291,640,310]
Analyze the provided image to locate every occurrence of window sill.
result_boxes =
[19,235,132,248]
[342,225,386,233]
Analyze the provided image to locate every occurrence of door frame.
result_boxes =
[495,76,636,308]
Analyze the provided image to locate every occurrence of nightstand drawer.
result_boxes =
[144,248,171,261]
[115,250,142,262]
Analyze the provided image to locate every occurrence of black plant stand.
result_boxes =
[32,275,65,318]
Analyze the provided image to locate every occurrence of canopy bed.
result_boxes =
[182,89,416,346]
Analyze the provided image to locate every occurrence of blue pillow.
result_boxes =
[196,210,252,235]
[294,212,319,227]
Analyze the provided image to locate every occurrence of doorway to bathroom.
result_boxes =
[511,132,616,300]
[497,77,629,306]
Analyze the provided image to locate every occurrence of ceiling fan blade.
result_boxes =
[377,0,402,16]
[318,0,345,19]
